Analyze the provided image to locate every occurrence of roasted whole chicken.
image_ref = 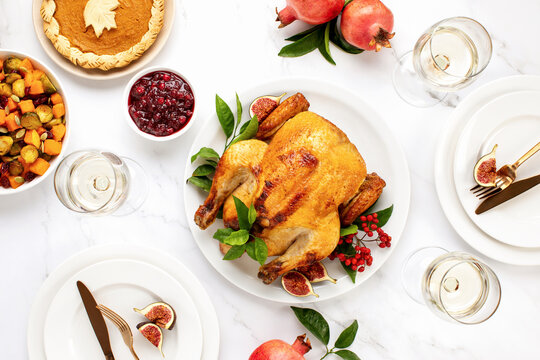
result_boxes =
[195,93,385,284]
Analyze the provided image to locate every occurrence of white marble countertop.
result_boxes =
[1,0,540,359]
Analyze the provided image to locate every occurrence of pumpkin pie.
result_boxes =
[41,0,164,71]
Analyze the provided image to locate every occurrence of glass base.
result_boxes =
[113,157,149,216]
[401,246,449,303]
[392,51,447,107]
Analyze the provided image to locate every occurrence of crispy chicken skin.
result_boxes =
[195,105,384,284]
[256,93,310,140]
[339,173,386,226]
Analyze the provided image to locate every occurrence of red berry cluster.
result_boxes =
[328,211,392,273]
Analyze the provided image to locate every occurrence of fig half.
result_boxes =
[296,261,337,284]
[134,302,176,330]
[249,93,286,123]
[474,144,498,187]
[137,322,164,357]
[281,270,318,298]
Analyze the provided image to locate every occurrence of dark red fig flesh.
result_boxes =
[134,301,176,330]
[281,270,318,298]
[137,322,164,357]
[296,261,337,283]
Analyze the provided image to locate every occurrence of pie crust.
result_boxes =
[41,0,164,71]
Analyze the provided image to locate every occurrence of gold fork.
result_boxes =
[97,304,139,360]
[472,141,540,199]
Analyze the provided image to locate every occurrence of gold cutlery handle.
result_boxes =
[513,141,540,169]
[130,348,140,360]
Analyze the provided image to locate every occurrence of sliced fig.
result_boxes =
[281,270,318,298]
[474,144,498,187]
[134,302,176,330]
[249,93,286,123]
[137,322,164,357]
[296,261,337,284]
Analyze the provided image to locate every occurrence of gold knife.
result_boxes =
[77,281,115,360]
[475,174,540,215]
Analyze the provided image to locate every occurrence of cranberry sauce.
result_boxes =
[128,71,194,137]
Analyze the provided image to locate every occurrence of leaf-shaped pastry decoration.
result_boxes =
[83,0,120,38]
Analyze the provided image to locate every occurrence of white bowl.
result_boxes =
[123,66,196,142]
[0,49,70,196]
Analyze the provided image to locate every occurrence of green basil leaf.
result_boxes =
[290,307,330,345]
[340,225,358,237]
[248,203,257,226]
[233,196,251,230]
[334,320,358,348]
[191,147,220,163]
[215,94,235,138]
[318,22,336,65]
[246,241,256,261]
[341,260,356,283]
[279,28,324,58]
[187,176,212,192]
[335,349,361,360]
[236,93,242,126]
[285,24,324,42]
[207,159,219,168]
[230,115,259,146]
[213,228,233,242]
[239,120,251,134]
[223,229,250,246]
[223,244,246,260]
[336,240,356,257]
[253,237,268,266]
[374,204,393,227]
[193,164,216,177]
[329,18,364,55]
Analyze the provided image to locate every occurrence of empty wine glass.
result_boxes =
[402,247,501,324]
[54,150,148,216]
[393,17,492,107]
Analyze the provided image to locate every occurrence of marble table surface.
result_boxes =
[2,0,540,359]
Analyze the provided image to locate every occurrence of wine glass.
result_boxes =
[392,17,492,107]
[402,247,501,324]
[54,150,148,216]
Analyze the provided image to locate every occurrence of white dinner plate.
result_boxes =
[44,259,202,360]
[184,77,411,303]
[454,91,540,247]
[28,244,219,360]
[435,75,540,265]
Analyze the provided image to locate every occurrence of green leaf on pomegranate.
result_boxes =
[233,196,251,230]
[213,228,233,242]
[340,224,358,237]
[223,244,247,260]
[341,260,357,283]
[290,307,330,345]
[329,18,364,55]
[318,22,336,65]
[285,24,324,42]
[279,27,324,57]
[253,237,268,265]
[374,204,394,227]
[334,320,358,348]
[335,349,361,360]
[192,164,215,177]
[344,0,354,6]
[215,94,235,138]
[191,147,220,163]
[187,176,212,192]
[223,229,250,246]
[230,115,258,146]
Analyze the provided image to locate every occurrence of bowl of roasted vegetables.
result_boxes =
[0,50,68,194]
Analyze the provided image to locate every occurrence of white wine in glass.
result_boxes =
[402,248,501,324]
[54,150,148,215]
[393,17,492,107]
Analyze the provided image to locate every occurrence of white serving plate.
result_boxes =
[184,77,411,303]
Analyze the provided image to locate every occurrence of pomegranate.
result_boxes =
[249,334,312,360]
[277,0,345,28]
[340,0,394,51]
